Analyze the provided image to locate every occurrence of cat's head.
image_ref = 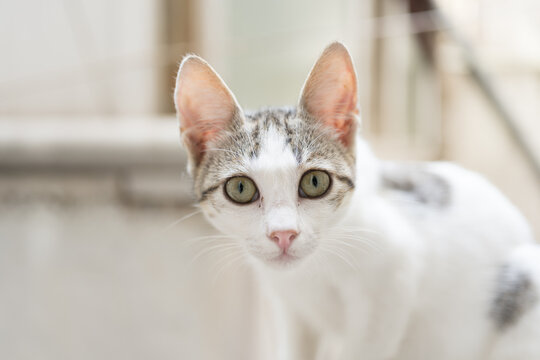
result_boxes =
[174,42,359,269]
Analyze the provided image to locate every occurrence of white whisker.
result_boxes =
[155,209,202,236]
[189,242,241,267]
[320,245,359,271]
[211,252,247,285]
[182,234,235,245]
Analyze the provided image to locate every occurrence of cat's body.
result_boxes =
[174,43,540,359]
[255,133,539,360]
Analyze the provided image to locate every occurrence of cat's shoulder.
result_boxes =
[377,160,532,239]
[378,161,453,208]
[378,160,489,209]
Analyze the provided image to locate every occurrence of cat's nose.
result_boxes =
[269,230,298,252]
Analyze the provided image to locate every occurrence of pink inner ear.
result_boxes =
[175,56,239,164]
[179,98,224,159]
[302,54,358,148]
[330,81,358,147]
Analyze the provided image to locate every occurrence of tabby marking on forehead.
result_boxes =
[246,107,299,161]
[194,107,356,202]
[250,124,297,173]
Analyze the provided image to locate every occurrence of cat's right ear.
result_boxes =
[174,55,241,171]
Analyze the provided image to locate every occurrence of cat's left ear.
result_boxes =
[299,42,359,150]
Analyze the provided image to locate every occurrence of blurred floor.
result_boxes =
[0,196,258,360]
[0,201,194,359]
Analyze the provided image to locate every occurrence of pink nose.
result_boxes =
[269,230,298,252]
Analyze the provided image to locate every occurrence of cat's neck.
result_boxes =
[351,137,381,207]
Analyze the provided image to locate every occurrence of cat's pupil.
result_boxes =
[238,182,244,193]
[312,175,318,187]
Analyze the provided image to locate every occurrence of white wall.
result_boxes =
[0,0,162,115]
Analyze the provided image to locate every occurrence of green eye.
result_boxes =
[225,176,259,204]
[299,170,331,198]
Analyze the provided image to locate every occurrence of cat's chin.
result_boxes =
[262,253,304,269]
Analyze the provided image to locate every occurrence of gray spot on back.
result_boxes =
[381,165,451,208]
[491,264,538,330]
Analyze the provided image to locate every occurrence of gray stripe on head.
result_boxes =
[245,107,298,160]
[249,123,261,159]
[490,264,538,330]
[283,118,303,164]
[193,106,355,203]
[336,175,355,189]
[381,166,451,207]
[328,191,347,209]
[199,184,220,202]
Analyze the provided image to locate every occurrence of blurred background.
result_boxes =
[1,0,539,359]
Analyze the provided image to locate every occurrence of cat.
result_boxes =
[173,42,540,360]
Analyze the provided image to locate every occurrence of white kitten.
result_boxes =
[174,42,540,360]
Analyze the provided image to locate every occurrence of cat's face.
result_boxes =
[174,42,359,269]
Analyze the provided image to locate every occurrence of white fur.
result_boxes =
[201,132,540,360]
[178,44,540,360]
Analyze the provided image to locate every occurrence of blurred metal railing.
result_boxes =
[405,0,540,184]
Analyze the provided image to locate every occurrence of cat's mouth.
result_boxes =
[267,252,301,267]
[277,252,296,261]
[246,237,318,268]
